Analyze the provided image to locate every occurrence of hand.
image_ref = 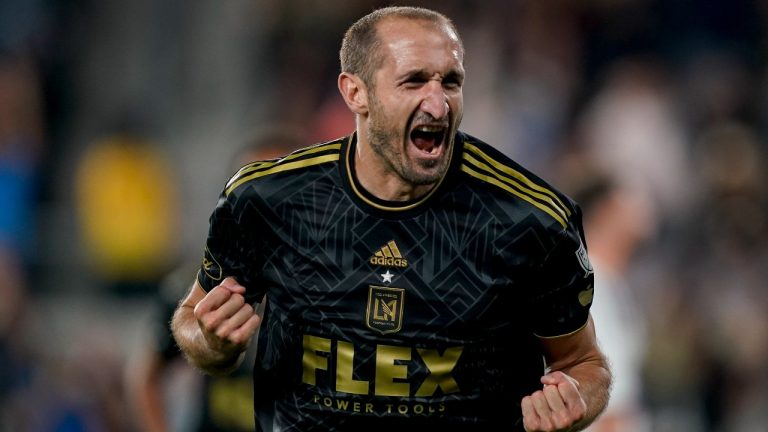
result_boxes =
[521,371,587,432]
[193,277,261,358]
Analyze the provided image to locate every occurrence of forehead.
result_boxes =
[375,18,463,73]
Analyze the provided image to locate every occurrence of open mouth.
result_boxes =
[410,125,446,155]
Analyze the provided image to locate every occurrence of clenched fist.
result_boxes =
[193,277,262,358]
[521,371,587,432]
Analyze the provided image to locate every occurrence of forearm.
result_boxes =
[539,316,613,431]
[558,356,612,430]
[171,303,244,375]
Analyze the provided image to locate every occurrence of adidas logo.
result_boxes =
[369,240,408,268]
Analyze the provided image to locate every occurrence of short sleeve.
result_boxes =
[196,190,267,303]
[530,211,594,338]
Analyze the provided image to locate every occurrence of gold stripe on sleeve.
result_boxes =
[461,164,567,228]
[225,154,339,196]
[225,142,342,191]
[462,153,569,223]
[464,143,571,217]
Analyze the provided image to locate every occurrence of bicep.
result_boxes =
[197,190,267,301]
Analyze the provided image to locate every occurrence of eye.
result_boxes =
[443,79,461,90]
[403,76,428,88]
[443,73,463,90]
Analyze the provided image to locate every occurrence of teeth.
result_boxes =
[415,125,443,132]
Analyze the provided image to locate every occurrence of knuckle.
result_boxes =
[539,418,553,431]
[553,413,571,429]
[231,333,247,346]
[231,293,245,306]
[573,405,587,421]
[523,417,538,430]
[193,309,204,321]
[193,303,207,319]
[200,315,218,331]
[573,399,587,415]
[214,327,230,340]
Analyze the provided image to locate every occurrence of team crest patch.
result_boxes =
[366,286,405,334]
[575,242,593,277]
[202,246,223,281]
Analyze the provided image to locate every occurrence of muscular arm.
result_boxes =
[171,278,261,375]
[522,315,612,432]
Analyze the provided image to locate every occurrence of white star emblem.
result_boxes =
[381,270,394,284]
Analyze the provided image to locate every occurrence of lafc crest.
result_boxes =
[366,286,404,334]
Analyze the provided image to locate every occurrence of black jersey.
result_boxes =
[197,131,594,431]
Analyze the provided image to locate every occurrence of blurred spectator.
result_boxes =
[74,132,179,294]
[0,247,28,417]
[0,52,45,260]
[678,120,768,432]
[565,166,656,432]
[125,130,303,432]
[578,58,693,221]
[0,35,46,432]
[490,0,584,174]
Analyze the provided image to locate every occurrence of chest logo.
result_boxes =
[366,286,405,334]
[369,240,408,268]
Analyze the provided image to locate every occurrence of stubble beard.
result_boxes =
[367,94,452,187]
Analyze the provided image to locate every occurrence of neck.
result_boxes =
[353,133,437,202]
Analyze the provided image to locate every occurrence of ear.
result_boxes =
[338,72,369,115]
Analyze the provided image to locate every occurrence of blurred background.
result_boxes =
[1,0,767,431]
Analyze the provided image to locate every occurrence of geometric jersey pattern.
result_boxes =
[197,131,594,431]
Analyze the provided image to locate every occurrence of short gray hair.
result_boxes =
[339,6,463,87]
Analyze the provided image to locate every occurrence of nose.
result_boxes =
[420,80,449,120]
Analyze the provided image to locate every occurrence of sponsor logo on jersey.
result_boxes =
[202,246,223,280]
[302,334,463,397]
[369,240,408,268]
[575,242,593,277]
[366,286,405,334]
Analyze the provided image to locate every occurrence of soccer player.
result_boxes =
[172,6,611,432]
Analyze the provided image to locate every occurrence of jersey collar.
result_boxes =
[339,131,462,218]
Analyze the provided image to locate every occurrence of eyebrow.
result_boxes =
[444,70,464,82]
[397,68,464,83]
